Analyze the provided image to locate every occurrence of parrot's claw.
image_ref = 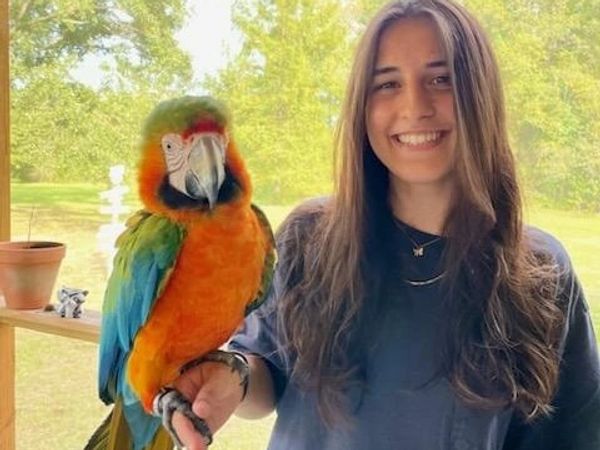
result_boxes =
[180,350,250,400]
[150,351,249,449]
[153,387,213,448]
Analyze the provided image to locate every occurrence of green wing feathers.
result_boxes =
[84,399,173,450]
[245,204,277,316]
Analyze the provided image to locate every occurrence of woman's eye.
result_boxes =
[373,81,398,91]
[431,75,452,88]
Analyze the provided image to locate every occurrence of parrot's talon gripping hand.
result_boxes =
[179,350,250,400]
[153,387,213,448]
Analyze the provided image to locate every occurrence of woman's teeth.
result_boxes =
[394,131,442,146]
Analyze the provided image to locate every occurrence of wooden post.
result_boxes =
[0,0,13,448]
[0,322,15,450]
[0,0,9,241]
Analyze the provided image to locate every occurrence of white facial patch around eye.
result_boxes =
[161,134,184,160]
[161,133,188,195]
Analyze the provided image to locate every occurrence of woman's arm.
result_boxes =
[234,354,277,418]
[503,274,600,449]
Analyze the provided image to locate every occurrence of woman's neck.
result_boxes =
[389,178,454,236]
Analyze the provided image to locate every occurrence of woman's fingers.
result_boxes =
[169,361,245,449]
[191,363,245,431]
[171,410,208,450]
[173,364,205,402]
[169,365,211,450]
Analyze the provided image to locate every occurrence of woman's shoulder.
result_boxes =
[270,197,331,287]
[524,225,572,271]
[276,196,331,239]
[524,225,584,316]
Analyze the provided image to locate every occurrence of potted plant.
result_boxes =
[0,208,66,310]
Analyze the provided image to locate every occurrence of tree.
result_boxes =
[465,0,600,210]
[10,0,193,182]
[10,0,191,89]
[204,0,354,203]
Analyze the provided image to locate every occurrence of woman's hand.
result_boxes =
[170,361,246,450]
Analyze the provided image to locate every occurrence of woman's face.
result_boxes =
[366,17,457,190]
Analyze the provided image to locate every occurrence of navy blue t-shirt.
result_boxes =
[229,205,600,450]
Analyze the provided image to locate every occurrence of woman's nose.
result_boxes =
[399,83,435,120]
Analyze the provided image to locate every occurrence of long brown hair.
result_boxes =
[276,0,564,425]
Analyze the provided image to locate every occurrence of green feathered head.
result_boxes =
[137,95,248,216]
[141,96,230,143]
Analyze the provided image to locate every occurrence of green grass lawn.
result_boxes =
[524,206,600,328]
[7,182,599,449]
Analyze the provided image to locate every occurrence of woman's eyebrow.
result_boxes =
[426,60,448,68]
[373,60,448,76]
[373,66,398,76]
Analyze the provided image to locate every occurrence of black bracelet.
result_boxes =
[229,351,250,401]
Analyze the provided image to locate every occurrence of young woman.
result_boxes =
[171,1,600,448]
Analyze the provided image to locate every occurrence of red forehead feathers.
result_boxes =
[183,120,225,139]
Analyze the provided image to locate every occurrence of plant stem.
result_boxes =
[27,206,36,242]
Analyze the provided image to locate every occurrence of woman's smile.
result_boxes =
[391,129,451,151]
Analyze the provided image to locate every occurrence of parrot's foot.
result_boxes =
[180,350,250,401]
[153,387,213,448]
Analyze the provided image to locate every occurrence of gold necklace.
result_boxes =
[403,271,446,287]
[395,220,442,257]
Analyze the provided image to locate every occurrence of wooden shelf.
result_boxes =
[0,305,101,343]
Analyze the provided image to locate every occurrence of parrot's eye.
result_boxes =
[161,134,182,153]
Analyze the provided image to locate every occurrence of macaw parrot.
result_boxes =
[85,96,276,450]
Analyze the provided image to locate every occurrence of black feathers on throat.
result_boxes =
[157,168,241,210]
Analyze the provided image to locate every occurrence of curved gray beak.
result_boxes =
[185,133,227,209]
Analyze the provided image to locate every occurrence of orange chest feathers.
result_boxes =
[130,207,267,387]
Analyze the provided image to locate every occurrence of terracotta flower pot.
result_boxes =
[0,241,66,310]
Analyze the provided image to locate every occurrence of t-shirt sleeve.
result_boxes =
[503,265,600,449]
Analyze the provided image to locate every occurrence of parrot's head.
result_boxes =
[137,96,251,219]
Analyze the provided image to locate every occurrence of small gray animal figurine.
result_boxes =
[56,286,89,318]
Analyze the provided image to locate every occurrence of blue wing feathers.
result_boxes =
[123,399,162,450]
[97,210,185,448]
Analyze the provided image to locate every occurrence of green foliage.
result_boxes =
[204,0,354,203]
[10,0,192,89]
[464,0,600,210]
[11,69,160,182]
[10,0,193,183]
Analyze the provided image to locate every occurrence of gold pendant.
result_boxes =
[413,247,424,257]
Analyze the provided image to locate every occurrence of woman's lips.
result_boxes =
[391,130,448,150]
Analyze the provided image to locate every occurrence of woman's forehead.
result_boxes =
[376,16,447,67]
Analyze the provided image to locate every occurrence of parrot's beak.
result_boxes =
[185,133,227,209]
